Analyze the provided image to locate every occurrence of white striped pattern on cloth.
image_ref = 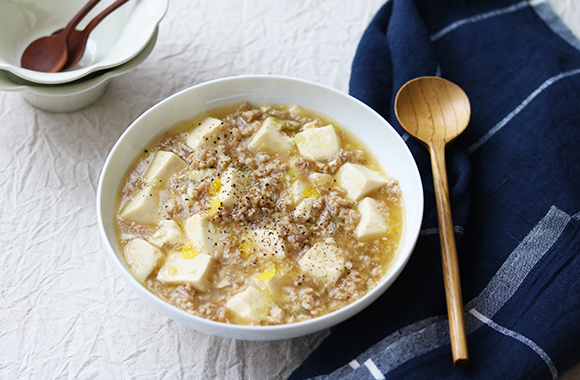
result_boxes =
[430,0,530,41]
[469,308,558,380]
[466,68,580,154]
[364,359,385,380]
[317,206,571,379]
[310,1,580,378]
[426,0,580,155]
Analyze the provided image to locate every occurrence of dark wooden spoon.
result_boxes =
[60,0,131,71]
[20,0,101,73]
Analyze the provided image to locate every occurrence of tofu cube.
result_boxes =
[249,229,286,260]
[157,252,215,291]
[288,104,307,117]
[258,274,286,297]
[119,186,159,225]
[248,117,295,155]
[226,286,270,323]
[124,238,163,282]
[309,172,333,187]
[300,242,346,285]
[218,168,248,209]
[184,213,220,254]
[336,163,389,201]
[286,179,308,205]
[303,121,318,129]
[355,197,388,239]
[294,197,316,222]
[143,151,187,186]
[294,125,340,160]
[186,117,228,149]
[151,219,184,247]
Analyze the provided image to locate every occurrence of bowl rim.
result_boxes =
[0,0,168,84]
[96,74,424,339]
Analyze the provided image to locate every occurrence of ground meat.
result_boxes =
[253,158,287,178]
[268,109,290,119]
[380,179,402,200]
[266,304,285,324]
[330,271,363,301]
[216,146,234,171]
[240,107,262,123]
[240,120,262,137]
[198,302,226,322]
[188,148,218,170]
[325,193,355,217]
[116,102,404,326]
[340,208,361,231]
[169,284,196,312]
[238,101,252,112]
[291,156,310,171]
[159,193,184,219]
[313,209,337,238]
[299,288,317,310]
[277,216,312,252]
[187,178,211,201]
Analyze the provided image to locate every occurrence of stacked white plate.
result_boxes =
[0,0,168,112]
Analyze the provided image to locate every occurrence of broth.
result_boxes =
[115,102,403,325]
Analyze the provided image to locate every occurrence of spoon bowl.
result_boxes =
[395,76,471,367]
[20,0,101,73]
[20,34,69,73]
[395,76,470,144]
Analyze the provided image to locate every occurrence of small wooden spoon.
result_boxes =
[20,0,101,73]
[394,76,470,367]
[60,0,131,71]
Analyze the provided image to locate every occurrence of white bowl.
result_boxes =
[0,27,157,113]
[96,75,424,340]
[0,0,167,85]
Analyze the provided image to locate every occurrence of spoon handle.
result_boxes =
[429,140,469,367]
[62,0,102,35]
[82,0,131,35]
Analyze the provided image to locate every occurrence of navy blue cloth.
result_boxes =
[290,1,580,379]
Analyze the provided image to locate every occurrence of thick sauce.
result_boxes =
[115,102,403,325]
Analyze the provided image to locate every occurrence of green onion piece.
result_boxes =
[272,118,295,130]
[332,214,344,231]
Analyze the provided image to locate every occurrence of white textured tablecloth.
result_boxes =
[1,1,579,379]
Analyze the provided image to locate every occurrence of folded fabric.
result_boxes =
[290,0,580,379]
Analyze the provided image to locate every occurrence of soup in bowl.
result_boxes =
[97,75,423,340]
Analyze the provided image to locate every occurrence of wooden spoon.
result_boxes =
[20,0,101,73]
[60,0,131,71]
[394,76,470,367]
